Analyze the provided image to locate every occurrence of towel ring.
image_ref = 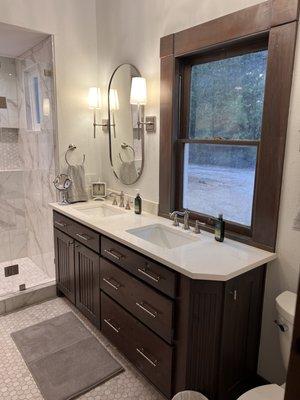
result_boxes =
[65,144,86,167]
[119,142,135,163]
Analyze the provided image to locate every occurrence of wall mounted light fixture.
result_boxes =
[88,87,109,138]
[130,77,156,133]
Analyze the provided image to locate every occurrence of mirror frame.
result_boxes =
[107,63,145,185]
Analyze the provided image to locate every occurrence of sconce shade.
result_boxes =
[109,89,120,111]
[88,87,101,109]
[130,77,147,105]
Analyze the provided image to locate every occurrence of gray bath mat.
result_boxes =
[11,312,123,400]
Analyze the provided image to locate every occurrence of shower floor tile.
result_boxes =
[0,257,53,298]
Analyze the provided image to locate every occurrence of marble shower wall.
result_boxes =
[16,36,57,279]
[0,56,18,129]
[0,57,26,263]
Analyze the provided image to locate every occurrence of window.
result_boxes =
[180,47,267,227]
[159,1,298,250]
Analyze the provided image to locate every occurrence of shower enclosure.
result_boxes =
[0,29,57,306]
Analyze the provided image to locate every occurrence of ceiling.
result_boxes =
[0,22,49,58]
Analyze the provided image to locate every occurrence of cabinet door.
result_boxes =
[219,267,266,399]
[54,228,76,304]
[75,242,100,328]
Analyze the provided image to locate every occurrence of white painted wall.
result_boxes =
[0,0,100,181]
[96,0,300,384]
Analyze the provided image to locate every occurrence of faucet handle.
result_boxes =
[112,195,118,206]
[169,211,180,227]
[125,197,131,210]
[194,220,201,234]
[173,214,180,227]
[119,191,125,207]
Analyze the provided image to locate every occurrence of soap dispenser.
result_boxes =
[134,189,142,215]
[215,214,225,242]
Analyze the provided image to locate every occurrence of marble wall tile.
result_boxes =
[0,56,18,129]
[16,37,57,281]
[0,230,11,262]
[9,229,27,259]
[0,37,57,287]
[3,283,56,314]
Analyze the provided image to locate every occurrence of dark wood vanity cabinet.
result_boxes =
[54,228,76,304]
[175,268,266,400]
[74,243,100,329]
[53,211,266,400]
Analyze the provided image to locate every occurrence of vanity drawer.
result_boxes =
[101,292,173,398]
[53,211,100,253]
[100,257,174,343]
[53,211,74,235]
[70,220,100,253]
[101,236,177,298]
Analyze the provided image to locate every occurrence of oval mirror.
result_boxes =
[108,64,144,185]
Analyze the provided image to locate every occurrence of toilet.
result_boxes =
[238,290,297,400]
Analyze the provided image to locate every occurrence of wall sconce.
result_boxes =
[88,87,109,138]
[130,77,156,133]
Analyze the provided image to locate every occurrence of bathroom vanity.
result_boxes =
[51,202,276,400]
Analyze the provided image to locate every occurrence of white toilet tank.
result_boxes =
[275,290,297,370]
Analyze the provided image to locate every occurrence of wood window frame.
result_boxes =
[159,0,299,251]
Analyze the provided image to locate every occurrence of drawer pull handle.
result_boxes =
[103,277,120,291]
[55,221,67,228]
[137,267,161,283]
[104,318,120,333]
[76,233,91,241]
[136,301,157,318]
[104,248,125,260]
[136,347,158,367]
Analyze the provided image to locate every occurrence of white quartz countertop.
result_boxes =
[50,201,277,281]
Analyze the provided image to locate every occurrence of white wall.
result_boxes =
[96,0,300,384]
[0,0,100,181]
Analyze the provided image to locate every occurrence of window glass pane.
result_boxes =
[183,144,257,226]
[189,50,267,140]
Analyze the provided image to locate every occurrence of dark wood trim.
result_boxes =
[173,0,299,57]
[159,54,177,215]
[159,0,299,251]
[271,0,300,26]
[252,21,298,249]
[177,139,260,147]
[284,277,300,400]
[160,34,174,58]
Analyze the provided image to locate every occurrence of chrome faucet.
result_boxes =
[104,190,125,207]
[170,210,190,230]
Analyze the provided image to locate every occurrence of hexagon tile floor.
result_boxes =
[0,297,165,400]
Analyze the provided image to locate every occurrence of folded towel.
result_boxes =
[119,161,138,184]
[66,164,88,203]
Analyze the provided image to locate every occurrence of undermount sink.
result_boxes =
[126,223,199,249]
[73,203,125,218]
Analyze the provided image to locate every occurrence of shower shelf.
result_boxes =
[0,169,23,172]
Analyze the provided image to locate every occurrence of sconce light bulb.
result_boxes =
[130,77,147,106]
[88,87,102,109]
